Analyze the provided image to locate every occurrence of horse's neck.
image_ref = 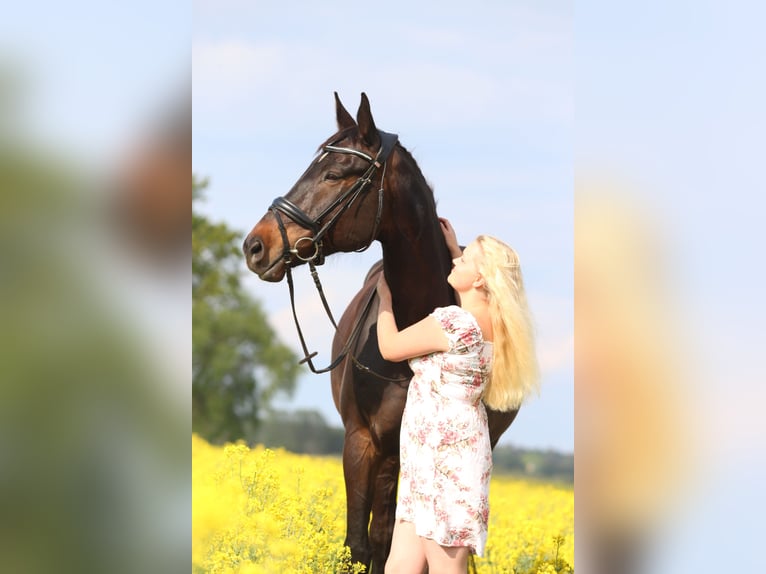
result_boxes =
[380,222,454,329]
[377,149,455,327]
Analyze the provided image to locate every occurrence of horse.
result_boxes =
[243,93,518,572]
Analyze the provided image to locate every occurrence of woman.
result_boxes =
[377,218,539,574]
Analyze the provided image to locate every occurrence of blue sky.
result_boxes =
[193,0,574,452]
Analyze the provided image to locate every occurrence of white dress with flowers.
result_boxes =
[396,305,494,556]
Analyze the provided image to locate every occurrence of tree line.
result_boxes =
[252,408,573,484]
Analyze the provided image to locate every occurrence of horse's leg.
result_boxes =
[369,454,400,573]
[342,426,380,570]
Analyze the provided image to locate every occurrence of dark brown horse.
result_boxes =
[243,93,518,572]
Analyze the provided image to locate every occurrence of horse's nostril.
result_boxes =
[245,236,265,262]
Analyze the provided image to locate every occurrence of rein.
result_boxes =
[269,130,401,375]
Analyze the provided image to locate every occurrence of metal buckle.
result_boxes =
[292,236,321,263]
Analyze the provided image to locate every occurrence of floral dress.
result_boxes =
[396,305,494,556]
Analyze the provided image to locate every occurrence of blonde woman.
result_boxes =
[377,218,539,574]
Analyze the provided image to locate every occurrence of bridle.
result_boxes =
[269,129,398,268]
[267,130,401,375]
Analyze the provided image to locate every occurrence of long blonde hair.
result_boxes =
[476,235,540,411]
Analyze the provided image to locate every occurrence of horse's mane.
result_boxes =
[390,143,441,227]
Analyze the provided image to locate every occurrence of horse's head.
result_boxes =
[243,93,397,281]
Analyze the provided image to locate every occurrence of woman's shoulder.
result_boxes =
[431,306,484,346]
[430,305,467,324]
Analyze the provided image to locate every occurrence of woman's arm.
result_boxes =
[376,275,450,362]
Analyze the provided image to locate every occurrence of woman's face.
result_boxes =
[448,240,483,292]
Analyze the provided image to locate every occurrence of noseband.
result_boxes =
[269,130,399,374]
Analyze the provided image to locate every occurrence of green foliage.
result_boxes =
[492,445,574,484]
[253,409,346,454]
[192,176,301,443]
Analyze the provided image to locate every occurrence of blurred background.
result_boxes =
[577,1,766,572]
[2,0,765,572]
[0,1,189,573]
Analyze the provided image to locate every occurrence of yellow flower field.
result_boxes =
[192,434,573,573]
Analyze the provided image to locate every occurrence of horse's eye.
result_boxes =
[324,172,341,181]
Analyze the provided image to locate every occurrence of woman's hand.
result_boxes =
[439,217,462,258]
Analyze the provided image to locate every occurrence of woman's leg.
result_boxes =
[384,519,427,574]
[422,538,470,574]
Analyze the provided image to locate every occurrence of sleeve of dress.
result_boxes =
[430,306,479,354]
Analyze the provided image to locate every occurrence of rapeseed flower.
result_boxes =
[192,434,573,573]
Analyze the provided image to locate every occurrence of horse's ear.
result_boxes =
[356,92,380,147]
[335,92,356,130]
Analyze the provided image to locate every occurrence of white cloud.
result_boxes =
[538,333,574,375]
[527,291,573,377]
[192,11,571,137]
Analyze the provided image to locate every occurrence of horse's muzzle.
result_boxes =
[243,233,285,281]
